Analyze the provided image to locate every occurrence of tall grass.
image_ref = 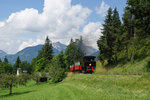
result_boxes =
[95,57,150,75]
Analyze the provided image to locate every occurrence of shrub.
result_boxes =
[32,72,41,85]
[48,64,66,83]
[18,73,31,85]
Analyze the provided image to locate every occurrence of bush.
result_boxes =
[48,64,66,83]
[18,73,31,85]
[32,72,41,85]
[45,52,67,83]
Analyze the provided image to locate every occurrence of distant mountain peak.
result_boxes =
[55,41,61,44]
[52,42,66,52]
[0,50,7,59]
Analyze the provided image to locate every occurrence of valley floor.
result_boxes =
[0,73,150,100]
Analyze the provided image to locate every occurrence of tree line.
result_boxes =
[0,56,32,74]
[97,0,150,65]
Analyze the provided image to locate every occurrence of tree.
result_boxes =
[32,72,41,84]
[111,8,122,64]
[122,11,133,61]
[31,36,53,72]
[4,56,8,63]
[0,74,17,95]
[42,36,53,61]
[48,57,66,83]
[97,0,150,66]
[20,61,33,74]
[0,73,30,95]
[97,8,123,65]
[64,39,75,68]
[13,56,21,74]
[127,0,150,58]
[53,51,66,69]
[44,51,67,83]
[0,63,5,74]
[74,36,85,62]
[0,62,12,74]
[0,58,2,63]
[97,8,114,64]
[64,37,85,69]
[126,0,150,37]
[3,63,12,73]
[121,0,150,63]
[18,73,31,85]
[48,65,66,83]
[34,58,49,72]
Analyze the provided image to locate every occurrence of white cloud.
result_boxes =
[0,0,103,53]
[0,22,4,27]
[18,39,44,51]
[96,0,109,17]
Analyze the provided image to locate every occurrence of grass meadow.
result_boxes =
[0,73,150,100]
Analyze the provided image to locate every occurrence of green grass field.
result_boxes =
[0,57,150,100]
[0,73,150,100]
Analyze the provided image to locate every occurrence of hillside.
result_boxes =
[95,57,150,75]
[0,73,150,100]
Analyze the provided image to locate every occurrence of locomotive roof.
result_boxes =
[83,56,96,59]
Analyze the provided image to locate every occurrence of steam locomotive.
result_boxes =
[70,56,96,73]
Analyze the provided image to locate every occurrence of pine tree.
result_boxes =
[111,8,122,64]
[97,8,122,64]
[126,0,150,59]
[53,51,66,69]
[64,39,75,68]
[0,58,2,63]
[122,11,132,61]
[64,37,85,69]
[42,36,53,61]
[0,58,12,74]
[4,56,8,63]
[97,0,150,66]
[0,62,5,74]
[31,36,53,72]
[13,56,21,74]
[97,8,114,64]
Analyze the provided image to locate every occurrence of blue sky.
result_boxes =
[0,0,127,54]
[0,0,126,21]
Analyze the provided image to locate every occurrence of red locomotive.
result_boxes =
[70,56,96,73]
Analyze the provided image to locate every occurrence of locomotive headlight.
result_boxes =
[89,64,91,66]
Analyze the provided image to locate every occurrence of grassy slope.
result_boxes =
[0,73,150,100]
[0,57,150,100]
[95,57,150,75]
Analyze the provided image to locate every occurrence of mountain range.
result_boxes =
[0,42,98,64]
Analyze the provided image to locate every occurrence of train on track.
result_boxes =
[70,56,96,73]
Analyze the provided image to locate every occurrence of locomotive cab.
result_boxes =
[83,56,96,73]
